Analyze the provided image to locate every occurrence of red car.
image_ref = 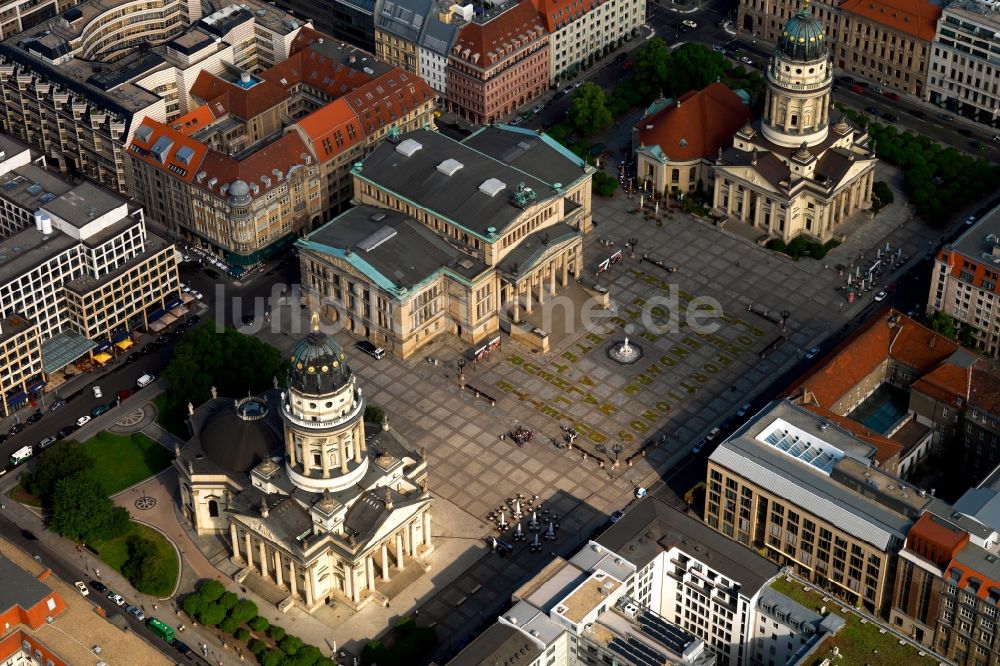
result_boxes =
[116,388,134,401]
[850,84,865,94]
[883,91,901,101]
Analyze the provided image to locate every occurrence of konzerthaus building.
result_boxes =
[0,0,309,194]
[297,124,594,357]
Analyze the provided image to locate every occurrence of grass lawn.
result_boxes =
[79,431,172,495]
[769,577,938,666]
[91,521,178,597]
[8,484,41,507]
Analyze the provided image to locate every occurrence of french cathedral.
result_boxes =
[712,1,878,243]
[175,321,432,612]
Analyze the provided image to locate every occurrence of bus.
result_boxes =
[9,446,32,466]
[147,618,175,642]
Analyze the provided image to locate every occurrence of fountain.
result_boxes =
[608,335,643,365]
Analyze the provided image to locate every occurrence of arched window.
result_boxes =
[208,499,219,517]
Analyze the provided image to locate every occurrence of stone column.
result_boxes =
[409,521,417,557]
[512,284,521,321]
[423,510,432,547]
[549,261,556,295]
[525,278,533,314]
[340,436,349,474]
[286,431,296,467]
[395,532,405,569]
[367,556,376,591]
[726,186,735,215]
[754,194,764,228]
[289,560,298,599]
[230,524,241,561]
[537,272,545,305]
[561,255,568,287]
[259,541,268,578]
[245,533,254,570]
[274,551,284,587]
[349,566,360,604]
[304,567,315,606]
[353,434,362,464]
[381,542,390,581]
[321,442,330,479]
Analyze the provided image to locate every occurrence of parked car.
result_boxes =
[692,438,707,455]
[610,510,625,524]
[126,605,145,621]
[839,75,855,84]
[117,388,134,401]
[136,373,155,388]
[850,84,865,94]
[55,425,77,440]
[37,436,56,450]
[882,113,899,123]
[26,409,42,424]
[871,85,884,94]
[107,592,125,606]
[621,60,634,71]
[48,399,66,412]
[865,106,880,116]
[740,56,753,65]
[89,580,107,593]
[939,112,955,121]
[172,640,194,658]
[883,91,901,101]
[76,416,91,427]
[355,340,385,360]
[509,117,522,126]
[805,346,821,359]
[682,19,697,28]
[8,423,24,435]
[92,386,103,399]
[736,403,752,418]
[574,80,584,88]
[967,215,978,225]
[90,404,111,418]
[911,109,926,119]
[706,427,721,441]
[874,290,889,302]
[191,290,204,300]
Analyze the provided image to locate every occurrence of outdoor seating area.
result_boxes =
[187,245,265,279]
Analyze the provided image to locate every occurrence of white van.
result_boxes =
[136,373,155,388]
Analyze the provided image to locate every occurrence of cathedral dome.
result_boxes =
[288,329,352,395]
[777,3,827,61]
[199,397,280,472]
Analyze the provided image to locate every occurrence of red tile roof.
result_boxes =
[636,83,752,162]
[343,70,433,136]
[841,0,942,41]
[788,309,957,409]
[453,0,547,68]
[296,98,365,160]
[262,48,375,98]
[128,119,209,184]
[171,104,217,136]
[530,0,605,33]
[912,354,1000,415]
[289,26,327,55]
[188,71,290,120]
[191,131,312,199]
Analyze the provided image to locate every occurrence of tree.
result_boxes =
[249,639,269,656]
[161,327,288,433]
[229,599,258,624]
[234,628,251,642]
[183,594,205,618]
[592,171,619,197]
[929,311,958,340]
[363,404,385,425]
[22,441,94,503]
[197,579,226,603]
[121,535,168,594]
[198,602,227,627]
[267,625,287,642]
[49,472,128,543]
[261,649,285,666]
[219,616,240,634]
[248,615,269,632]
[569,82,612,136]
[280,635,304,656]
[218,591,239,610]
[633,38,671,101]
[667,44,725,96]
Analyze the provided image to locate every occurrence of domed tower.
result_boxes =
[281,317,368,493]
[761,1,832,149]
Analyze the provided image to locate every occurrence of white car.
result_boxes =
[967,215,978,225]
[682,19,697,28]
[74,581,89,596]
[107,592,125,606]
[574,80,584,88]
[181,284,191,293]
[805,346,820,359]
[510,117,522,126]
[740,56,753,65]
[76,415,91,427]
[191,290,204,300]
[92,386,103,399]
[706,427,721,441]
[532,104,544,114]
[874,290,888,302]
[736,403,752,417]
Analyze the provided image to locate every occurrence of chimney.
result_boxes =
[260,497,269,518]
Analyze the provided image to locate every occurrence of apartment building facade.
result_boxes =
[299,125,593,357]
[0,0,308,195]
[928,0,1000,124]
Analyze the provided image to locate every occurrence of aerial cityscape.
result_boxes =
[1,0,1000,664]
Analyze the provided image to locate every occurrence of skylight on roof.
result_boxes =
[395,138,422,157]
[479,178,506,197]
[436,158,463,176]
[756,418,846,475]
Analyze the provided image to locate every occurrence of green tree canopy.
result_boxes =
[23,441,94,504]
[633,37,670,101]
[218,591,239,610]
[667,43,725,96]
[929,311,958,340]
[49,472,129,543]
[198,602,227,627]
[569,82,612,136]
[121,535,168,593]
[229,599,258,624]
[280,635,304,656]
[197,579,226,603]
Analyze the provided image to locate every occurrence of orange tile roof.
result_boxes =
[841,0,942,41]
[907,513,969,566]
[789,309,958,408]
[453,0,547,68]
[636,83,752,162]
[193,132,312,199]
[912,354,1000,415]
[188,71,290,120]
[530,0,605,33]
[296,98,365,160]
[262,49,374,98]
[128,118,209,184]
[344,70,433,136]
[171,104,217,136]
[289,26,327,55]
[801,404,902,464]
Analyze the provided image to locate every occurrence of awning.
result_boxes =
[166,298,183,310]
[148,309,166,322]
[160,313,178,325]
[181,293,196,304]
[169,305,188,317]
[93,352,113,364]
[148,320,167,332]
[115,338,134,350]
[111,330,130,343]
[6,391,26,406]
[93,341,113,353]
[26,378,45,393]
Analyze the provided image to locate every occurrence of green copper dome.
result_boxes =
[777,2,828,61]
